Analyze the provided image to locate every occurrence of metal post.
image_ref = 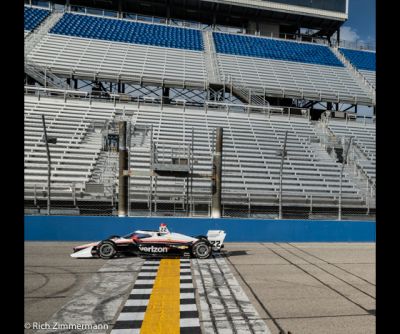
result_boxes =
[211,127,223,218]
[149,175,153,216]
[190,128,194,215]
[111,184,114,207]
[338,137,353,220]
[248,195,251,218]
[149,126,153,216]
[34,184,37,207]
[72,183,76,206]
[42,115,51,215]
[154,176,158,213]
[278,131,288,220]
[186,176,189,217]
[118,121,129,217]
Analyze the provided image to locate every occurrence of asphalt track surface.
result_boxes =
[25,242,375,334]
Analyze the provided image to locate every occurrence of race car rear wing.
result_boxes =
[207,230,226,251]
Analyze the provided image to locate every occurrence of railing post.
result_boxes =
[248,195,251,218]
[42,115,51,216]
[111,184,114,207]
[72,183,76,206]
[118,121,129,217]
[34,184,37,207]
[339,137,353,220]
[211,127,223,218]
[278,131,288,220]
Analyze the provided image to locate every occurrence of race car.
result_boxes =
[71,223,226,259]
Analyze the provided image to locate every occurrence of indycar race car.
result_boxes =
[71,224,226,259]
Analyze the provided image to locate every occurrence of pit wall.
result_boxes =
[24,216,375,242]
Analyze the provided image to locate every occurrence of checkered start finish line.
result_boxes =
[111,258,201,334]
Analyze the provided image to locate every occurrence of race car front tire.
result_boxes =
[192,240,212,259]
[97,240,117,259]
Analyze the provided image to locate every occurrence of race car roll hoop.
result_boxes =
[117,120,224,218]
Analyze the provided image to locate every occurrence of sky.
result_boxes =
[340,0,375,46]
[339,0,375,116]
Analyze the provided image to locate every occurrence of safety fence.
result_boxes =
[24,190,375,221]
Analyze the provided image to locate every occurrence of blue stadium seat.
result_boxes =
[50,13,204,51]
[339,48,375,71]
[24,6,50,31]
[213,32,344,67]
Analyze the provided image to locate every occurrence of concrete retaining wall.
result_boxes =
[24,216,375,242]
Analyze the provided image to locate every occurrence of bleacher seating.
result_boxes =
[24,96,116,197]
[50,13,203,51]
[326,120,375,181]
[24,6,50,32]
[24,96,365,207]
[339,48,376,88]
[214,33,343,67]
[339,48,375,71]
[25,10,374,104]
[26,12,207,86]
[213,32,373,105]
[129,105,364,207]
[28,34,207,85]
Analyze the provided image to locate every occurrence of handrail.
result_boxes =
[24,85,88,96]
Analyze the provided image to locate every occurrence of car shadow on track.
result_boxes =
[223,250,249,257]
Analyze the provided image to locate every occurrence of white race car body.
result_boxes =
[71,224,226,259]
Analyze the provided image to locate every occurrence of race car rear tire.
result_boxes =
[97,240,117,259]
[192,240,212,259]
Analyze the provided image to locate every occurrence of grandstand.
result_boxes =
[24,0,375,219]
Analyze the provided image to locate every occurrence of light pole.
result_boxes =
[278,131,288,220]
[41,115,57,215]
[338,136,353,220]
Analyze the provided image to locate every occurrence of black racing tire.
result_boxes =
[97,240,117,259]
[192,240,212,259]
[194,235,208,241]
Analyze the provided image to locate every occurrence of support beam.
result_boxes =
[42,115,51,216]
[118,121,129,217]
[211,127,223,218]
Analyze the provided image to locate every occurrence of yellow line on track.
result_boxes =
[140,259,181,334]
